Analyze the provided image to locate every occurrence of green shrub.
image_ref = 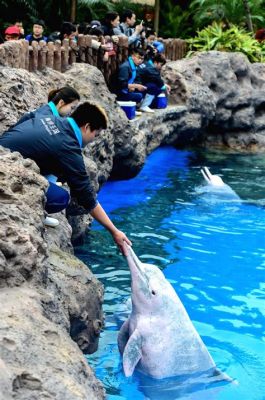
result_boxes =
[187,22,265,62]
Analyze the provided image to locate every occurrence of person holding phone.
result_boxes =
[113,9,146,48]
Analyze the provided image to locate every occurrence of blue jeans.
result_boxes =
[45,182,70,214]
[117,83,162,102]
[117,90,143,103]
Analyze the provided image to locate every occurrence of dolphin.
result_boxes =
[200,166,226,187]
[118,243,218,379]
[199,166,240,202]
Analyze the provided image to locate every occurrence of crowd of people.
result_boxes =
[1,9,170,115]
[0,9,172,254]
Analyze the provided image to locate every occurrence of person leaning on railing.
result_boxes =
[101,11,120,45]
[25,19,47,44]
[3,26,20,41]
[0,102,131,255]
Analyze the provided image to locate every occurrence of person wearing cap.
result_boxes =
[25,20,47,44]
[4,26,20,41]
[0,102,131,255]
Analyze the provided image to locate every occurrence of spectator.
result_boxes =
[90,20,101,29]
[116,48,158,113]
[77,22,89,34]
[139,53,171,99]
[4,26,20,41]
[113,9,144,48]
[25,20,47,44]
[49,22,77,42]
[87,26,110,61]
[13,86,80,127]
[255,28,265,42]
[101,12,120,43]
[146,31,165,55]
[0,102,131,254]
[143,10,154,34]
[14,21,25,38]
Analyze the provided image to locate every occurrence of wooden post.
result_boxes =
[86,35,93,65]
[62,39,70,72]
[54,40,62,71]
[38,40,47,70]
[77,34,86,63]
[0,45,6,66]
[20,39,29,70]
[12,41,21,68]
[31,41,39,71]
[69,38,77,64]
[85,35,92,63]
[47,41,55,69]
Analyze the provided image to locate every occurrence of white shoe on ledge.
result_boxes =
[139,106,154,113]
[44,216,59,228]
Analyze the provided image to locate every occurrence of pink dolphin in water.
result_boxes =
[118,243,220,379]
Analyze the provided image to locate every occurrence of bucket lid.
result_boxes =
[117,101,136,106]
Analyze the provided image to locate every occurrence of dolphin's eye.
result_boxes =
[151,290,156,296]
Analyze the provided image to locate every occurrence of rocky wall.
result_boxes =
[0,148,105,399]
[1,51,265,399]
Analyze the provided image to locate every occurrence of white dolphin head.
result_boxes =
[124,243,179,316]
[201,166,225,187]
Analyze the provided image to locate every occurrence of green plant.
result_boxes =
[159,0,191,38]
[187,22,265,62]
[188,0,265,31]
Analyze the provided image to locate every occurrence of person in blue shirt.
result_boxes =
[25,20,47,44]
[0,102,131,254]
[15,86,80,127]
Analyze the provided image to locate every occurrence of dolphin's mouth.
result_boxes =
[201,166,211,182]
[125,243,150,290]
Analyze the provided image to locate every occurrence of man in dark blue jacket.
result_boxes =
[0,102,131,254]
[117,48,162,113]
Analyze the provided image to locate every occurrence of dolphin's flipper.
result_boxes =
[118,319,130,355]
[123,328,142,377]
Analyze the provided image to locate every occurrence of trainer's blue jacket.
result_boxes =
[0,115,98,211]
[14,101,59,127]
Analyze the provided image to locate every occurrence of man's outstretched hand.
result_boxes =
[112,230,132,256]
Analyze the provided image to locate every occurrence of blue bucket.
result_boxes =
[117,101,136,120]
[155,93,168,109]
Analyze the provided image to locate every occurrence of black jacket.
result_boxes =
[138,62,165,88]
[0,115,97,211]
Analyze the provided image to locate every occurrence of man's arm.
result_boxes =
[59,144,131,255]
[90,203,131,255]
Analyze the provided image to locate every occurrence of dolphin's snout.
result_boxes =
[201,166,225,187]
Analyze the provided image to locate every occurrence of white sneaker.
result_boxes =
[44,216,59,228]
[135,111,142,116]
[139,106,154,113]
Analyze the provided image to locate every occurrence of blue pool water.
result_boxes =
[75,146,265,400]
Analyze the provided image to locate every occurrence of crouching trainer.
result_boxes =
[0,102,131,254]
